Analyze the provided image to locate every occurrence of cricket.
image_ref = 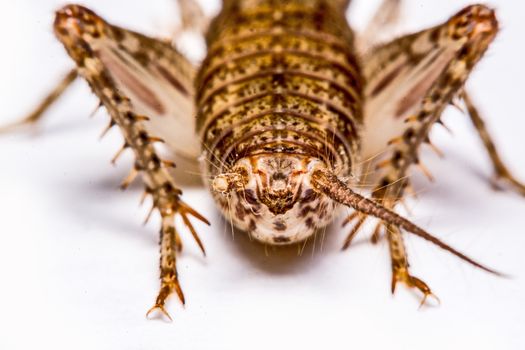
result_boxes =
[3,0,525,320]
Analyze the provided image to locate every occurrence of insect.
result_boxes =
[2,0,524,321]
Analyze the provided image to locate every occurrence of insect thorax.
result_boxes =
[196,0,363,244]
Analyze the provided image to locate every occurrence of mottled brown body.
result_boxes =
[197,0,360,174]
[4,0,525,320]
[196,0,362,242]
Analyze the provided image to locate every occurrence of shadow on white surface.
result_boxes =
[1,1,525,350]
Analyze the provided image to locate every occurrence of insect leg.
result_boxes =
[461,91,525,196]
[0,69,77,133]
[54,5,208,320]
[312,168,500,305]
[146,214,184,321]
[345,5,500,244]
[386,225,438,306]
[360,4,500,206]
[340,5,502,300]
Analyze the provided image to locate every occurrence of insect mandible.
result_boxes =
[2,0,524,320]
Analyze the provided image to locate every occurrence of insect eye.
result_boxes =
[212,175,231,193]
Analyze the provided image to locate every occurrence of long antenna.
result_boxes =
[311,168,502,276]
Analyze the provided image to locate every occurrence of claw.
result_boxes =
[418,291,441,309]
[146,304,173,322]
[174,281,186,305]
[391,269,441,308]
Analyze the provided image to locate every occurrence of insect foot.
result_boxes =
[144,195,210,322]
[311,168,503,290]
[386,225,440,308]
[53,4,210,320]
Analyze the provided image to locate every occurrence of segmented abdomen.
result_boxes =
[196,0,362,176]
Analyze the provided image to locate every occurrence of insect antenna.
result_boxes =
[182,168,219,183]
[311,168,504,276]
[201,153,222,173]
[311,229,317,257]
[299,235,309,257]
[226,192,235,240]
[311,218,325,256]
[201,140,228,172]
[319,223,328,253]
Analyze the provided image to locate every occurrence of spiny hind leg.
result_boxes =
[147,215,184,321]
[0,1,204,133]
[345,5,499,278]
[354,3,498,214]
[53,5,207,319]
[461,91,525,196]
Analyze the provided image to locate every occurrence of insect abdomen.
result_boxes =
[196,0,363,176]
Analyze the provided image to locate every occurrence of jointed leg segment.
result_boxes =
[462,91,525,196]
[51,5,207,319]
[386,225,438,306]
[341,5,517,303]
[147,215,184,321]
[0,69,77,133]
[2,3,204,320]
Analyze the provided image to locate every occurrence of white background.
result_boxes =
[1,1,525,349]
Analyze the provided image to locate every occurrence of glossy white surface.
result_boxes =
[1,1,524,349]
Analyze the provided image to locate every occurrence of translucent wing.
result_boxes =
[360,21,466,158]
[65,8,201,159]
